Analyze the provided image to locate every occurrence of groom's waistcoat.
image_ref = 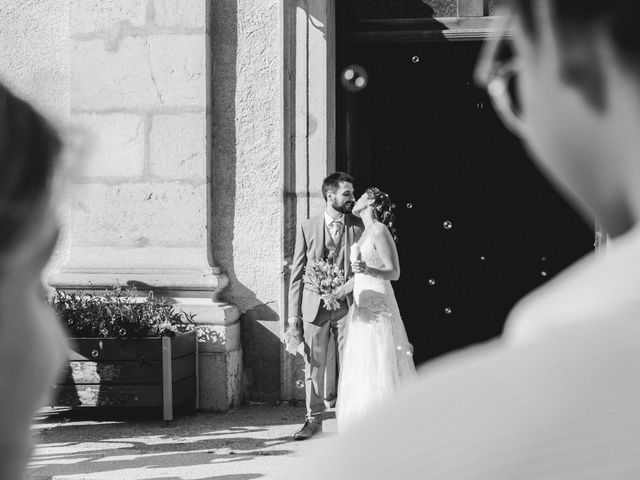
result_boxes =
[323,222,346,269]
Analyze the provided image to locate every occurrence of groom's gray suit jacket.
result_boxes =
[289,213,364,323]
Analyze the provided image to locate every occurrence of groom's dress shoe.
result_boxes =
[293,419,322,440]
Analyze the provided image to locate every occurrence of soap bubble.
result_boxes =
[443,221,453,230]
[341,65,368,92]
[412,55,420,63]
[428,279,436,286]
[295,380,305,389]
[444,307,452,314]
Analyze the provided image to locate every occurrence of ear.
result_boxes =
[554,26,608,113]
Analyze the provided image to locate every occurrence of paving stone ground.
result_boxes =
[28,404,336,480]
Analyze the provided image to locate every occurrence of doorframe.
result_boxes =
[280,0,338,401]
[345,16,506,44]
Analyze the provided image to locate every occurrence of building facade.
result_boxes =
[0,0,597,407]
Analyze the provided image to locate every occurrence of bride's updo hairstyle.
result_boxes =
[366,187,398,242]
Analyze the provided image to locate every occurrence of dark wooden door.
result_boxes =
[336,39,595,365]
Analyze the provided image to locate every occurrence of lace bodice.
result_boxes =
[354,234,384,268]
[351,234,386,269]
[351,233,395,310]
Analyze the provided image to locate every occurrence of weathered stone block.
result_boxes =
[153,0,206,28]
[71,0,147,34]
[70,183,207,246]
[74,113,145,179]
[72,35,206,109]
[150,113,206,180]
[71,38,161,110]
[0,0,70,124]
[64,246,211,270]
[198,349,243,411]
[146,35,206,107]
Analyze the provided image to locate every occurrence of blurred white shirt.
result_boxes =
[287,226,640,479]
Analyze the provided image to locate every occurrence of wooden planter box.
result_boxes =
[53,331,198,421]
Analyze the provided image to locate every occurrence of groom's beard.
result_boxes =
[334,201,354,214]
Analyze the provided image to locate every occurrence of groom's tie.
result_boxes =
[329,220,342,244]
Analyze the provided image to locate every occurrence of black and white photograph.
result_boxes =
[1,0,639,478]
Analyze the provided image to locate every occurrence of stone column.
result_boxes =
[50,0,242,411]
[282,0,336,400]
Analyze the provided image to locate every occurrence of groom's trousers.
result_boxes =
[303,301,349,421]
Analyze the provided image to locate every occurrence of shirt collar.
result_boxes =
[324,210,345,227]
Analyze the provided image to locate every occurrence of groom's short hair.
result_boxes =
[322,172,354,201]
[507,0,640,66]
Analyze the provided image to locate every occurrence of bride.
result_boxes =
[336,187,416,431]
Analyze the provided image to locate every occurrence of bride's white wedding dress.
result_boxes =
[336,231,416,431]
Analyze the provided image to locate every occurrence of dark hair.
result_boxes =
[322,172,354,201]
[506,0,640,65]
[366,187,398,243]
[0,83,61,248]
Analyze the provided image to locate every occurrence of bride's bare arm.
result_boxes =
[359,224,400,281]
[341,276,355,295]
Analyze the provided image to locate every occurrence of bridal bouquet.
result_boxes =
[303,259,346,310]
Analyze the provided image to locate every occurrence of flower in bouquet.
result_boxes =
[303,259,346,310]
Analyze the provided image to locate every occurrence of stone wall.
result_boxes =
[49,0,243,411]
[210,0,283,401]
[0,0,289,403]
[0,0,69,123]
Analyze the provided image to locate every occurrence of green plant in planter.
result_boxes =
[49,286,199,420]
[49,286,196,338]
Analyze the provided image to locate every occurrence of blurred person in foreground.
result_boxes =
[286,0,640,478]
[0,82,68,478]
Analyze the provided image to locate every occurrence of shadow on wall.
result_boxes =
[210,0,344,402]
[210,0,283,402]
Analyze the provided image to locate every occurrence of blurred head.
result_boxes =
[475,0,640,236]
[353,187,398,242]
[0,83,61,279]
[0,83,67,477]
[322,172,355,214]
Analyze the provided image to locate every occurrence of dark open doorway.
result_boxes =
[336,31,595,365]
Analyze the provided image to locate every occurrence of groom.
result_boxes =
[289,172,364,440]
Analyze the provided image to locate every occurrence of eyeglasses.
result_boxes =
[474,13,526,137]
[485,60,525,136]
